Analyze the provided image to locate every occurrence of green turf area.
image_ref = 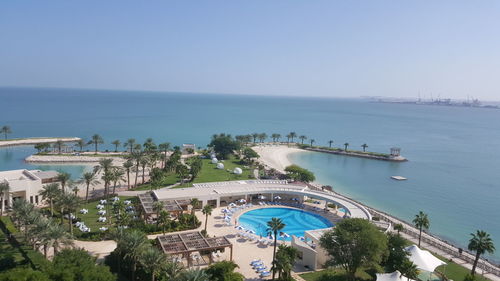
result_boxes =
[300,268,372,281]
[132,173,180,190]
[188,155,255,184]
[435,255,488,281]
[0,217,49,270]
[72,196,135,238]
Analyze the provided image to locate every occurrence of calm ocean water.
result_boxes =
[1,87,500,259]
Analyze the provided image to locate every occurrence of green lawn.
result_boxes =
[72,196,135,238]
[300,268,372,281]
[132,173,180,191]
[435,255,488,281]
[189,155,255,184]
[0,219,25,265]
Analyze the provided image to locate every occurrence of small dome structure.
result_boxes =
[211,157,218,164]
[210,153,216,159]
[233,167,243,175]
[216,163,224,169]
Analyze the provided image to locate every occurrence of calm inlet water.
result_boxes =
[1,87,499,259]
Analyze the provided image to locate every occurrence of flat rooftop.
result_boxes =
[151,180,371,220]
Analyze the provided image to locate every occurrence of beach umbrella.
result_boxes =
[221,208,230,213]
[229,203,236,207]
[291,197,299,201]
[267,234,274,240]
[258,195,266,200]
[238,199,246,203]
[247,230,256,234]
[274,196,281,200]
[235,225,245,230]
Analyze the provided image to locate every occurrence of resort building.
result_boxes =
[138,180,373,270]
[0,169,59,212]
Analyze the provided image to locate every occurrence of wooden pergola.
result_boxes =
[156,231,233,267]
[138,193,190,220]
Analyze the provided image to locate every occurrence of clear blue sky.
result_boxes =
[1,1,499,99]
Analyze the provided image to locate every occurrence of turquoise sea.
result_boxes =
[1,87,499,259]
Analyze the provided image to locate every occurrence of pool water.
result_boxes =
[238,207,334,241]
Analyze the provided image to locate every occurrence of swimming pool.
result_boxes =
[238,207,334,241]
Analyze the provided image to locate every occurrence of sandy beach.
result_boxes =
[0,137,81,147]
[252,144,304,173]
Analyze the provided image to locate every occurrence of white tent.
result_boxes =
[405,245,446,272]
[233,167,243,175]
[211,157,218,164]
[216,163,225,169]
[376,271,416,281]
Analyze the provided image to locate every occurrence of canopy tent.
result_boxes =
[405,245,446,272]
[376,271,416,281]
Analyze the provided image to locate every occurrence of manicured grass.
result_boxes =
[0,217,50,270]
[73,196,135,238]
[189,155,255,184]
[132,173,180,190]
[35,152,127,157]
[435,254,489,281]
[300,268,372,281]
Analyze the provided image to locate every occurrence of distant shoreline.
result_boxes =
[0,137,80,147]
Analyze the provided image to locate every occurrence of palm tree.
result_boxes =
[273,245,298,280]
[289,132,297,143]
[141,247,166,281]
[0,182,10,216]
[399,259,419,280]
[39,183,61,216]
[344,142,349,151]
[75,139,86,152]
[124,138,136,154]
[258,133,268,143]
[117,230,148,281]
[190,198,200,215]
[112,140,121,152]
[299,135,307,144]
[130,151,143,188]
[164,261,184,281]
[158,142,171,169]
[140,156,149,184]
[181,268,210,281]
[285,134,292,143]
[158,210,171,235]
[89,134,104,154]
[394,223,404,235]
[361,143,368,152]
[251,133,259,143]
[56,172,71,194]
[413,211,430,247]
[80,172,99,202]
[271,133,279,142]
[111,167,125,195]
[309,139,315,147]
[267,217,286,280]
[1,125,12,139]
[58,193,80,236]
[202,204,213,233]
[328,140,334,148]
[123,160,133,190]
[468,230,495,275]
[45,221,73,256]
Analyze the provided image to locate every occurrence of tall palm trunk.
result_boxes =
[60,207,64,224]
[43,245,48,258]
[126,170,130,190]
[418,227,422,247]
[272,230,278,280]
[134,163,140,187]
[471,251,481,275]
[50,199,54,216]
[132,262,137,281]
[85,183,90,202]
[142,166,146,184]
[0,195,3,216]
[204,214,209,232]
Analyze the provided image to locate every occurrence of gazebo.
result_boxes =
[138,193,190,220]
[157,231,233,267]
